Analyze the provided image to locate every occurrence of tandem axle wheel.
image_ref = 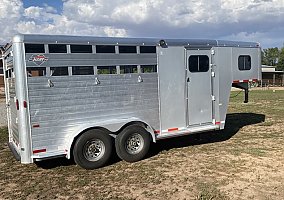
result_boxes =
[73,125,151,169]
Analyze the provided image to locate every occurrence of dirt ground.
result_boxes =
[0,90,283,200]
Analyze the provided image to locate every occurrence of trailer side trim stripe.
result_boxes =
[157,127,187,134]
[233,79,259,83]
[33,149,46,154]
[168,127,179,132]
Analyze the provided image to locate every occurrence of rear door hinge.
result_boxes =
[211,49,215,55]
[212,95,216,101]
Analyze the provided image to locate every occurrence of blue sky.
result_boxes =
[1,0,284,48]
[23,0,63,13]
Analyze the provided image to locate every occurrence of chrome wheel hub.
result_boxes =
[125,133,144,154]
[83,139,105,161]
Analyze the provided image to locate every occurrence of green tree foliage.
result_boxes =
[262,47,279,66]
[277,48,284,71]
[261,47,284,71]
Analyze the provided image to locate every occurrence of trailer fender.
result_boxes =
[65,118,156,159]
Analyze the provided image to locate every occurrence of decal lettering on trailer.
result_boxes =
[28,54,49,66]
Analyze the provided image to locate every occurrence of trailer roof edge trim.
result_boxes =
[11,34,260,48]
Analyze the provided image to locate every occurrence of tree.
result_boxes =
[277,47,284,71]
[262,47,279,66]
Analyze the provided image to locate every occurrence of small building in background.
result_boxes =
[261,65,284,87]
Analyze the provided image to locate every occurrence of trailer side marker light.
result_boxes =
[16,99,19,110]
[33,149,46,154]
[233,80,239,83]
[32,124,40,128]
[215,121,221,125]
[154,130,160,134]
[168,127,179,132]
[23,101,27,108]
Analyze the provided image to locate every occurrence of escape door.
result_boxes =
[186,49,213,126]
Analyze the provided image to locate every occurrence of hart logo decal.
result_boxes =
[28,54,49,65]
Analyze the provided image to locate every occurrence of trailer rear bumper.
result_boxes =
[8,142,20,161]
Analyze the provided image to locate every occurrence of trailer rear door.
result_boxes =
[186,49,213,125]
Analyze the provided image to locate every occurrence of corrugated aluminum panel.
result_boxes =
[27,73,159,153]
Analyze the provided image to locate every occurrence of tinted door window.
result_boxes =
[188,55,209,72]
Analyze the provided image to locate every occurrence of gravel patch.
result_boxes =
[0,100,7,127]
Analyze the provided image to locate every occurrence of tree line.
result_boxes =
[262,47,284,71]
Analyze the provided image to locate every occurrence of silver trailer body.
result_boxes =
[3,34,261,166]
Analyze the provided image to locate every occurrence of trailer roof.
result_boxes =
[12,34,260,48]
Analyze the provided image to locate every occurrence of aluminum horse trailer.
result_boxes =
[2,34,261,169]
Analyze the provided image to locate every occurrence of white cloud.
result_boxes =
[43,3,58,14]
[0,0,284,48]
[24,6,44,19]
[103,26,127,37]
[0,0,23,43]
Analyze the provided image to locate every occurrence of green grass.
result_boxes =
[0,127,7,143]
[229,90,284,119]
[196,182,228,200]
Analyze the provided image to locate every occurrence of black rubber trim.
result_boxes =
[8,142,21,161]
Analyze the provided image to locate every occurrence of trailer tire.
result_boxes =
[115,125,150,162]
[73,129,112,169]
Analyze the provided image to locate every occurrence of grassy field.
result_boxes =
[0,90,284,200]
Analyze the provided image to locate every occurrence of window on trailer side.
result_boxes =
[72,66,94,75]
[140,46,156,53]
[25,44,45,53]
[120,65,138,74]
[27,67,46,77]
[70,45,92,53]
[119,46,137,53]
[48,44,67,53]
[141,65,157,73]
[97,66,117,74]
[238,55,251,70]
[51,67,69,76]
[96,45,115,53]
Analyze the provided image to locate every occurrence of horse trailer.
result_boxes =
[2,34,261,169]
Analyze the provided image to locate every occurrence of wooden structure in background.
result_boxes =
[261,65,284,87]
